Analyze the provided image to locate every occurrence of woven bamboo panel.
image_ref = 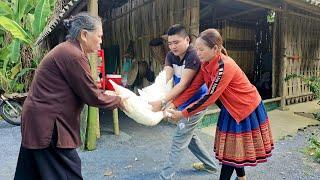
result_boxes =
[216,20,255,76]
[105,0,200,87]
[228,50,255,76]
[283,13,320,105]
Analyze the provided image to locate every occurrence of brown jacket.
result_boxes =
[21,40,121,149]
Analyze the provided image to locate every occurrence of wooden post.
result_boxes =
[88,0,98,16]
[272,13,277,98]
[190,0,200,43]
[88,0,101,140]
[279,3,289,110]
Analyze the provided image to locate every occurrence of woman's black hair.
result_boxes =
[198,29,228,56]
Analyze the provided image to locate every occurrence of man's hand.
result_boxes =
[148,100,162,112]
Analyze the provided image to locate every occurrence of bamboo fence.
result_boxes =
[106,0,200,86]
[280,12,320,105]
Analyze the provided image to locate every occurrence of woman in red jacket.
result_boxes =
[166,29,274,180]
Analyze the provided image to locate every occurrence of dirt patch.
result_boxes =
[294,112,316,119]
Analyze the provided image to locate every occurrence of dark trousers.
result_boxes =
[14,126,83,180]
[219,164,245,180]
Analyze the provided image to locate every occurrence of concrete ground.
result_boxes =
[79,100,320,179]
[0,101,319,180]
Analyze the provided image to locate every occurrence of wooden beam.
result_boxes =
[200,0,217,5]
[200,4,212,15]
[235,0,320,22]
[200,4,213,19]
[217,7,263,19]
[234,0,282,11]
[200,0,232,6]
[284,0,320,17]
[287,9,320,22]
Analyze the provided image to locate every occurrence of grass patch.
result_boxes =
[197,113,219,128]
[304,135,320,163]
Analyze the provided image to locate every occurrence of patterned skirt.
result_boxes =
[214,101,274,167]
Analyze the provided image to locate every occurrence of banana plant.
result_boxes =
[0,0,55,93]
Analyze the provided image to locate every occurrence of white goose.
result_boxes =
[109,70,172,126]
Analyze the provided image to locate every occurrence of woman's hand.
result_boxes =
[104,90,117,96]
[165,108,183,122]
[148,100,162,112]
[163,102,175,111]
[118,95,129,112]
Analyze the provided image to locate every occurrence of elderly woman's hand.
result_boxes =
[165,108,183,122]
[118,97,128,112]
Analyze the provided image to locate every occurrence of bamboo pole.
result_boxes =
[79,0,100,151]
[113,108,119,135]
[80,2,99,143]
[80,104,88,150]
[86,53,99,150]
[86,105,98,150]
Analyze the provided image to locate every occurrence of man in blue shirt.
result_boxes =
[149,24,217,180]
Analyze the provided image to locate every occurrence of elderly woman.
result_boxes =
[14,12,123,179]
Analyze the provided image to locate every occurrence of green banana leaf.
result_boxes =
[0,71,10,92]
[10,62,20,79]
[0,1,13,17]
[17,0,29,21]
[49,0,56,8]
[2,40,20,74]
[32,0,51,37]
[25,0,37,16]
[14,67,35,81]
[9,39,21,64]
[12,67,35,92]
[25,13,34,35]
[0,44,11,61]
[0,16,31,43]
[11,0,18,21]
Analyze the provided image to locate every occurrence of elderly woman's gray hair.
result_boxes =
[63,12,102,40]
